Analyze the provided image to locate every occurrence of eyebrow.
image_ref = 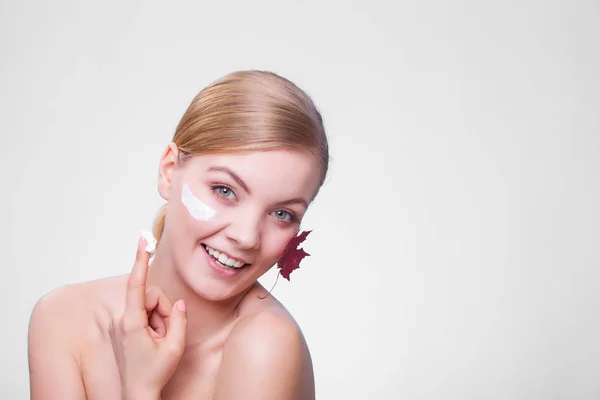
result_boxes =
[278,197,309,209]
[207,166,251,194]
[207,165,309,209]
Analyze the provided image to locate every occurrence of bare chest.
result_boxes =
[80,337,224,400]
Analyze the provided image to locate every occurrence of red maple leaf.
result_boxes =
[277,230,312,281]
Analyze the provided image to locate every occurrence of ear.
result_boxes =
[158,142,179,201]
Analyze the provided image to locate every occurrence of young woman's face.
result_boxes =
[157,145,322,301]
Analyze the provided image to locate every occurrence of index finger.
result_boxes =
[124,235,152,331]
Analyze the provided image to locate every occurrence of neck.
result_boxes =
[146,248,251,349]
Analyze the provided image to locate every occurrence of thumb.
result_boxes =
[161,299,187,360]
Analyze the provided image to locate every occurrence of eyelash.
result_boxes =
[210,183,237,201]
[209,184,298,224]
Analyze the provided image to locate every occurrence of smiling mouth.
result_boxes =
[201,244,250,270]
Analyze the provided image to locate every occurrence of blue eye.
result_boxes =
[271,209,295,222]
[211,185,237,201]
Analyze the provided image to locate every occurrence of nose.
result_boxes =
[225,213,261,250]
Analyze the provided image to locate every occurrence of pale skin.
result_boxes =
[28,144,322,399]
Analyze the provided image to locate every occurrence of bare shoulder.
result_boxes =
[214,286,315,400]
[29,275,128,349]
[28,275,128,399]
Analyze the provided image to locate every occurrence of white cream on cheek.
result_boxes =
[181,183,217,221]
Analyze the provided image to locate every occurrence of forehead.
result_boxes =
[183,149,322,200]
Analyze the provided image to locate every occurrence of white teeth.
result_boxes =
[204,244,246,269]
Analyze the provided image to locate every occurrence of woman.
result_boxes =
[28,70,329,399]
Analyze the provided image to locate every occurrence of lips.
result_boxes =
[201,244,249,269]
[200,244,248,278]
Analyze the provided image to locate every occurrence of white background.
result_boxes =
[2,1,599,399]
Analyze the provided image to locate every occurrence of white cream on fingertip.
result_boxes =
[140,230,157,254]
[181,183,217,221]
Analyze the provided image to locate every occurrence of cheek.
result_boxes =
[166,194,218,242]
[181,183,217,221]
[261,229,297,262]
[175,183,221,230]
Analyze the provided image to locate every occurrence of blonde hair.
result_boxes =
[153,70,329,243]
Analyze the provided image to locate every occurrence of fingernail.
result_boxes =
[177,299,186,313]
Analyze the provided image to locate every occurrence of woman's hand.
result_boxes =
[109,236,188,400]
[146,285,175,339]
